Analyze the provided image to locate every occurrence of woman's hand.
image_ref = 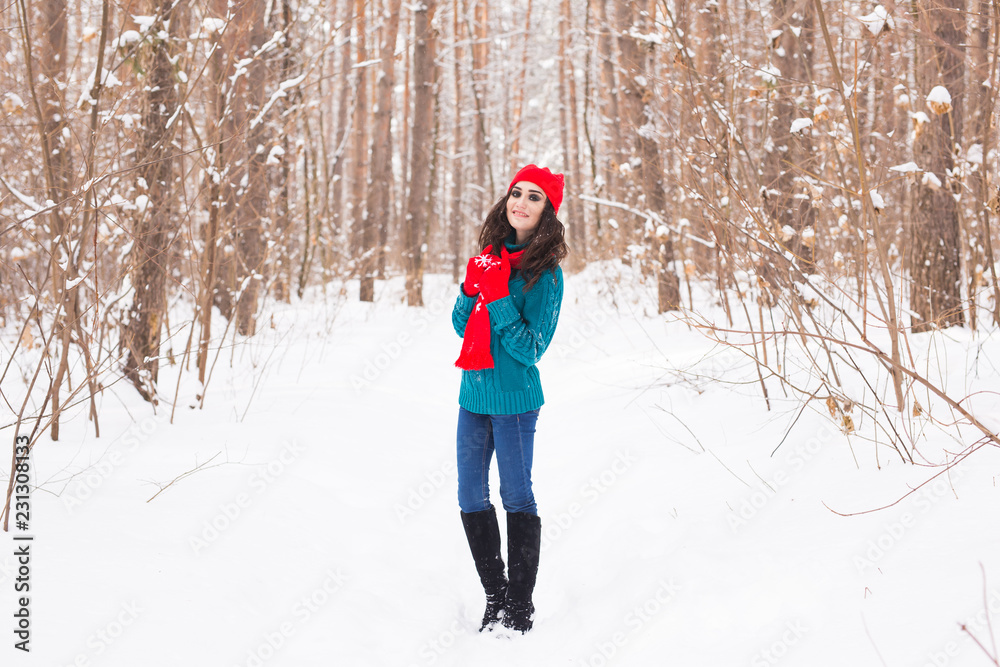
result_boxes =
[462,251,496,296]
[480,247,511,303]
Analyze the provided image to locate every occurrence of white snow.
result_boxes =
[266,145,286,166]
[202,17,227,34]
[889,161,921,173]
[759,64,781,87]
[922,171,943,190]
[115,30,142,47]
[790,118,813,134]
[967,144,984,165]
[870,189,885,210]
[3,92,25,114]
[132,15,158,32]
[859,5,894,35]
[927,86,953,114]
[6,266,1000,666]
[926,85,952,106]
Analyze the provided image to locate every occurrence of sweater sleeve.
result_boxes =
[451,285,478,337]
[486,267,563,366]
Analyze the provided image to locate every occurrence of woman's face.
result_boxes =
[506,181,547,244]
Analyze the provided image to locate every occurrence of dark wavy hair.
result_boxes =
[477,191,569,292]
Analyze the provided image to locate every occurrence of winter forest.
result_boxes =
[4,0,1000,665]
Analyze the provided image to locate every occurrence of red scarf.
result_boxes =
[455,245,524,370]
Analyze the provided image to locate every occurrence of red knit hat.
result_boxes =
[508,164,565,214]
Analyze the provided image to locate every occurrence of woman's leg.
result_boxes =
[456,408,507,631]
[490,409,542,633]
[456,407,495,514]
[490,409,539,515]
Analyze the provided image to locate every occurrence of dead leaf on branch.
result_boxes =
[826,396,839,418]
[987,187,1000,216]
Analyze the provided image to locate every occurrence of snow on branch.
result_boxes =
[926,86,953,115]
[0,176,57,223]
[790,118,813,134]
[859,6,894,36]
[250,73,308,129]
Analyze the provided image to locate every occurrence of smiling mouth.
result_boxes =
[512,211,529,218]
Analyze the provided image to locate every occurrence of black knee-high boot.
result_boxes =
[503,511,541,633]
[461,507,509,631]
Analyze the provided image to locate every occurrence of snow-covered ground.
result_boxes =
[5,262,1000,667]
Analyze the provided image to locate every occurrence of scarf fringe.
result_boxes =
[455,347,494,370]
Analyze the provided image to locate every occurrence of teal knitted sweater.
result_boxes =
[452,238,564,415]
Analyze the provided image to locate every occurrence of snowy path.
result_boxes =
[8,266,1000,667]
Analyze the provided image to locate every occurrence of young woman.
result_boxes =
[451,164,568,633]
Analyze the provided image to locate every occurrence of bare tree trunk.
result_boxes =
[365,0,404,297]
[354,0,373,301]
[330,1,352,250]
[509,0,532,172]
[909,0,965,331]
[123,0,182,400]
[199,12,227,388]
[297,117,318,298]
[450,0,466,280]
[595,0,622,254]
[401,9,412,204]
[234,0,272,335]
[559,0,585,264]
[614,0,680,312]
[271,0,297,302]
[966,0,1000,327]
[759,0,816,275]
[596,0,623,184]
[405,0,438,307]
[25,0,75,437]
[470,0,493,210]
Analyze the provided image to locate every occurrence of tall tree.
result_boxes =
[123,1,183,400]
[614,0,680,312]
[233,0,272,335]
[761,0,817,274]
[354,0,374,301]
[909,0,965,331]
[509,0,532,173]
[365,0,404,297]
[470,0,493,208]
[272,0,299,302]
[595,0,623,250]
[559,0,585,263]
[449,0,467,281]
[30,0,74,437]
[330,0,353,252]
[198,9,227,389]
[405,0,438,306]
[966,0,1000,327]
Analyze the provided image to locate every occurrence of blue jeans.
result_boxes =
[456,407,539,516]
